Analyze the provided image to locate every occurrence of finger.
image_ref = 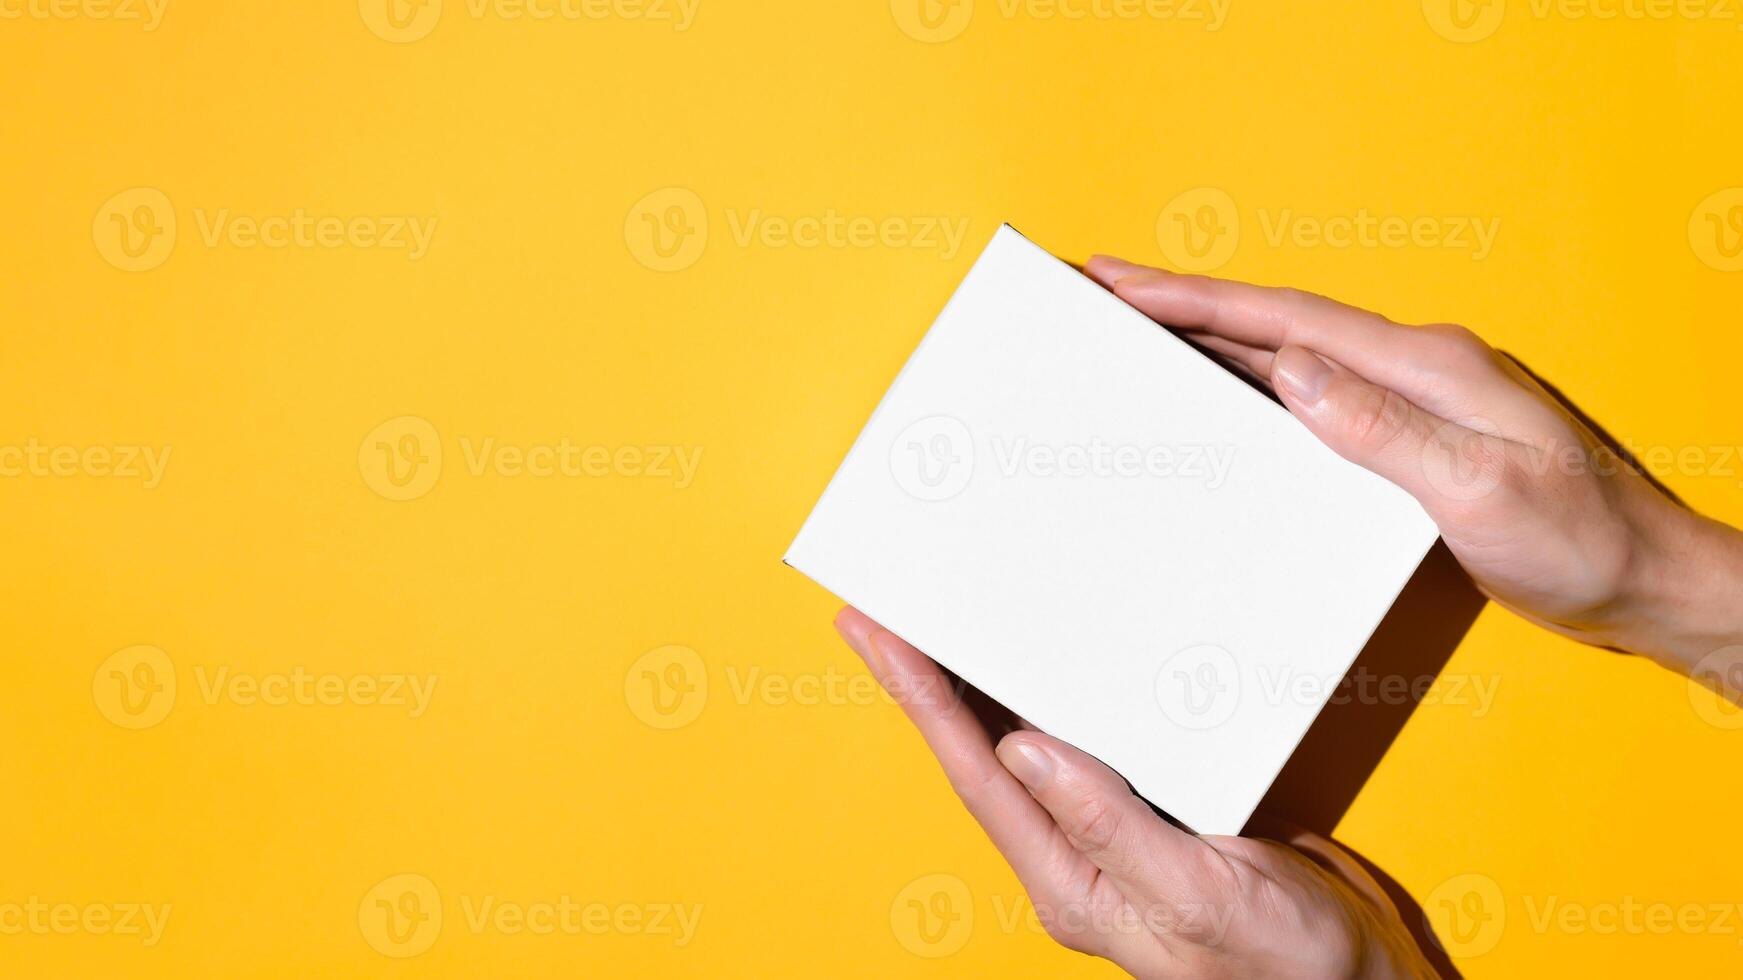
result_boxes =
[1089,257,1279,384]
[995,730,1223,909]
[1090,261,1521,422]
[833,610,1100,910]
[1084,254,1154,287]
[1090,259,1402,355]
[1115,272,1447,399]
[1269,345,1516,520]
[1189,333,1275,386]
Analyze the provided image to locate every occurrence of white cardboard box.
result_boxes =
[785,225,1439,835]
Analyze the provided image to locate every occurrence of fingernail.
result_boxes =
[1085,254,1154,288]
[837,614,897,683]
[1273,347,1332,404]
[834,610,875,660]
[997,738,1056,789]
[864,630,897,677]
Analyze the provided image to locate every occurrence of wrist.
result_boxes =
[1599,502,1743,672]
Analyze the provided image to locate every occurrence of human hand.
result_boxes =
[1084,257,1743,672]
[835,607,1439,979]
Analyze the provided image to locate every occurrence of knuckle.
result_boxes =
[1271,286,1312,308]
[1064,793,1123,855]
[1269,286,1318,325]
[1347,386,1416,453]
[1423,321,1478,342]
[1424,322,1499,370]
[945,763,1003,821]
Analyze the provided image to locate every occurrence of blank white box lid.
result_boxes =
[785,224,1438,835]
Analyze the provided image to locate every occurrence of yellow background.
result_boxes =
[4,0,1742,976]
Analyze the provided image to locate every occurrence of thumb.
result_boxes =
[995,732,1219,910]
[1269,345,1514,515]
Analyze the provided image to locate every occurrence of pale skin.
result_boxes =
[834,255,1743,978]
